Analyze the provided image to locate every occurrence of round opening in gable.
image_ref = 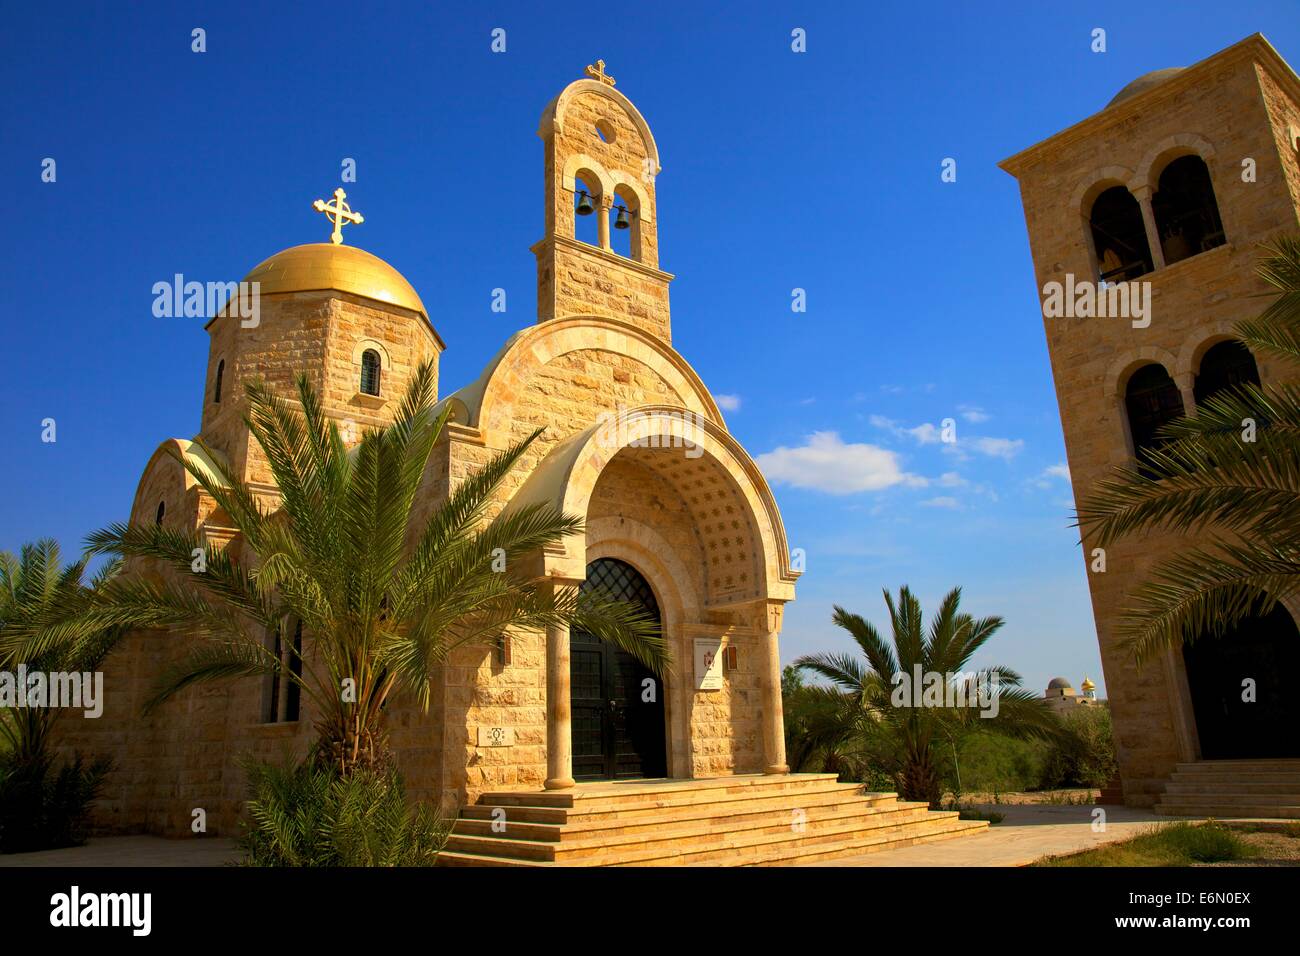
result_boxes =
[595,118,616,144]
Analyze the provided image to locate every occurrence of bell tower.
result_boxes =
[533,61,675,342]
[1000,34,1300,804]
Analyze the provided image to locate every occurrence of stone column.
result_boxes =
[760,601,790,775]
[544,578,581,790]
[598,195,613,251]
[1133,185,1166,270]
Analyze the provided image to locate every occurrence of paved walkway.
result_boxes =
[814,803,1190,866]
[0,805,1231,868]
[0,835,238,867]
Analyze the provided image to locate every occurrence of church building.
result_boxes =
[1001,34,1300,815]
[54,65,988,864]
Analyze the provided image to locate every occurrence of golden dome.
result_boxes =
[242,243,428,320]
[1081,676,1096,691]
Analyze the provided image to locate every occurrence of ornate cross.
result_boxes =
[585,59,615,86]
[312,187,364,245]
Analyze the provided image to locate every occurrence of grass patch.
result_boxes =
[1035,822,1248,867]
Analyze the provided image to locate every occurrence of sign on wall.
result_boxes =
[477,726,515,747]
[694,638,724,691]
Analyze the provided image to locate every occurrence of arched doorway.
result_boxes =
[1182,603,1300,759]
[571,557,667,780]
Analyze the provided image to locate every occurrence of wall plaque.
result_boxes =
[477,726,515,747]
[694,638,724,691]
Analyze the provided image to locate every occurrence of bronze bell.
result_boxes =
[575,190,595,216]
[614,206,631,230]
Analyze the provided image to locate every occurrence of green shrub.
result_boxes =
[239,759,449,867]
[1174,822,1247,863]
[948,733,1048,796]
[0,752,110,854]
[1038,707,1117,789]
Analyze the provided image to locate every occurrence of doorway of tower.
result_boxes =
[571,557,667,780]
[1182,602,1300,759]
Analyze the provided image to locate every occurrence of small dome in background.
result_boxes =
[1106,67,1185,108]
[1047,676,1073,690]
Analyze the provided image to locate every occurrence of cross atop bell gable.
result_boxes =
[585,59,615,86]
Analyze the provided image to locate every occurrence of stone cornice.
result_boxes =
[1000,34,1300,179]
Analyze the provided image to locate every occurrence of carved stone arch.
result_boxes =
[1131,132,1219,192]
[1105,346,1182,398]
[607,170,653,224]
[1071,164,1137,217]
[506,405,798,604]
[456,317,725,440]
[1176,321,1244,381]
[586,517,701,621]
[540,79,662,176]
[351,337,392,371]
[561,153,615,198]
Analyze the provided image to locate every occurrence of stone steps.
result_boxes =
[1156,759,1300,819]
[456,791,898,841]
[438,773,989,867]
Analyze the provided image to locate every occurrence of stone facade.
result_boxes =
[1000,35,1300,805]
[52,69,799,834]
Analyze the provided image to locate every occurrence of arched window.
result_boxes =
[573,174,601,248]
[360,349,381,396]
[1089,186,1153,281]
[611,184,641,261]
[155,500,166,525]
[1152,155,1225,266]
[1194,340,1260,407]
[1125,363,1184,458]
[214,359,224,404]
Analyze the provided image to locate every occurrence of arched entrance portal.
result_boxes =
[1182,603,1300,759]
[571,558,667,780]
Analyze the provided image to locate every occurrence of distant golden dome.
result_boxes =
[242,243,428,320]
[1081,676,1096,691]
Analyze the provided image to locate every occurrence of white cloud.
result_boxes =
[1044,462,1070,480]
[715,393,742,412]
[921,496,960,509]
[908,423,942,444]
[756,431,924,495]
[959,405,990,423]
[870,415,942,445]
[938,471,968,487]
[971,437,1024,460]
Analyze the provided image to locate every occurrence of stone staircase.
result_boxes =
[437,773,988,866]
[1155,759,1300,818]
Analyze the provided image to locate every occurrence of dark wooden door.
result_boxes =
[1183,604,1300,759]
[571,558,666,780]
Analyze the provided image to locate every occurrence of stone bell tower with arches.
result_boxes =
[533,60,674,342]
[1001,34,1300,808]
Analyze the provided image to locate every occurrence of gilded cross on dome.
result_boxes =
[312,187,364,245]
[585,59,615,86]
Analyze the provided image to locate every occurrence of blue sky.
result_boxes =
[3,1,1299,696]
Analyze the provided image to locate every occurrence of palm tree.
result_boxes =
[1077,236,1300,663]
[23,361,667,775]
[0,540,121,852]
[794,586,1057,805]
[0,540,121,764]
